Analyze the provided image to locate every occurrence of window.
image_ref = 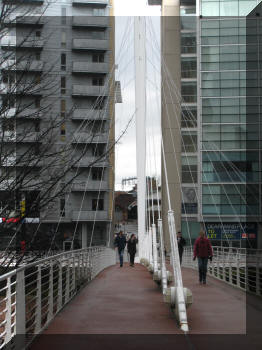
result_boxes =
[92,168,103,181]
[92,54,104,63]
[91,31,104,40]
[61,31,66,48]
[94,97,105,110]
[61,100,66,118]
[181,57,196,79]
[61,76,66,94]
[61,123,66,135]
[35,98,41,108]
[61,53,66,71]
[181,108,197,128]
[2,119,15,132]
[92,78,104,86]
[2,72,15,85]
[93,8,105,16]
[182,156,197,183]
[35,121,40,132]
[61,8,66,25]
[181,131,197,153]
[34,143,40,155]
[181,33,196,54]
[92,198,104,211]
[35,31,41,38]
[2,96,15,109]
[181,82,197,103]
[35,75,41,84]
[35,52,41,61]
[92,144,104,157]
[60,198,65,216]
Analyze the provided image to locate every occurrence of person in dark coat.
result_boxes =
[127,234,138,267]
[193,231,213,284]
[177,231,186,265]
[114,231,126,267]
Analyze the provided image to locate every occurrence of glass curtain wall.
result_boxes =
[180,1,199,240]
[200,0,261,247]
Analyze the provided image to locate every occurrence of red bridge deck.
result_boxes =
[30,263,260,350]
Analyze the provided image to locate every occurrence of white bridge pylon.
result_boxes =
[134,16,191,333]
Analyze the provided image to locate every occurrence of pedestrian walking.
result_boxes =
[114,231,126,267]
[177,231,186,265]
[193,231,213,284]
[127,234,138,267]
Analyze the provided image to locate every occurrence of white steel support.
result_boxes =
[149,227,153,267]
[158,219,168,293]
[168,210,189,332]
[152,224,158,273]
[134,16,147,259]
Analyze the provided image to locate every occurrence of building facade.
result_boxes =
[0,0,116,249]
[149,0,262,249]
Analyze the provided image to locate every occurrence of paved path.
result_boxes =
[30,263,252,350]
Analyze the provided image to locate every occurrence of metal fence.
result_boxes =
[0,247,116,349]
[182,246,262,296]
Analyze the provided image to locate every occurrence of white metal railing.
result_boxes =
[182,246,262,296]
[0,247,116,349]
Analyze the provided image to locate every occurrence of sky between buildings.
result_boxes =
[114,0,161,191]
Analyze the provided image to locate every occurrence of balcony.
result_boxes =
[0,179,15,190]
[72,157,108,168]
[71,210,109,221]
[1,132,39,143]
[72,16,109,28]
[71,132,108,143]
[3,0,44,3]
[72,108,108,120]
[2,59,43,71]
[71,181,108,191]
[4,14,45,26]
[1,108,41,118]
[0,83,42,95]
[72,84,109,97]
[1,36,44,48]
[72,0,108,6]
[72,62,109,74]
[72,39,108,51]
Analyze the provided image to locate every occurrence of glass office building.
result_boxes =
[199,0,262,247]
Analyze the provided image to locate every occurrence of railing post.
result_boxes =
[72,256,76,294]
[5,277,12,345]
[65,264,70,304]
[35,265,42,334]
[57,263,62,311]
[256,256,260,296]
[236,259,240,289]
[15,269,26,350]
[47,263,54,323]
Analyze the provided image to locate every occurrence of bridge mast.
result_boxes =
[134,16,147,259]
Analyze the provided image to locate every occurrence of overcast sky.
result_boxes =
[114,1,161,191]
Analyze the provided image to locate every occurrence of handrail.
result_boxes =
[182,246,262,297]
[0,246,116,349]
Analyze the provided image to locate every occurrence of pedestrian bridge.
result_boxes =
[0,246,261,350]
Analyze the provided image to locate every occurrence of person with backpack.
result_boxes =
[193,231,213,284]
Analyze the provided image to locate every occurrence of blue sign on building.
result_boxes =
[205,223,257,241]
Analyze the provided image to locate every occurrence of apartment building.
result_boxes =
[149,0,262,249]
[0,0,116,249]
